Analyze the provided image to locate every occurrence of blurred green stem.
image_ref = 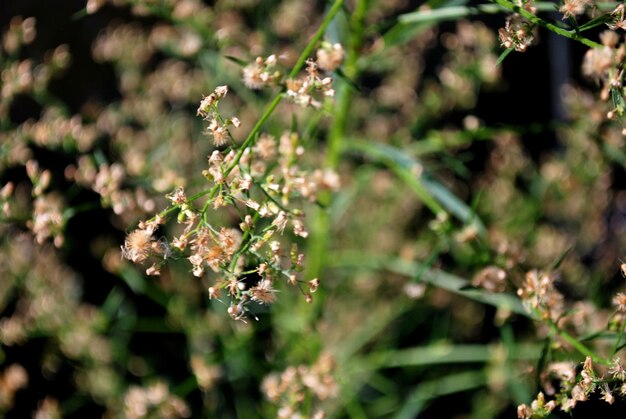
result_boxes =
[326,0,367,169]
[288,0,346,79]
[399,2,618,25]
[307,0,368,281]
[612,318,626,355]
[545,319,611,365]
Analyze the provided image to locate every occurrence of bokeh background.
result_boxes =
[2,0,626,418]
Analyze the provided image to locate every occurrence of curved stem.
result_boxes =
[224,93,283,177]
[288,0,346,79]
[546,320,611,365]
[492,0,603,48]
[612,316,626,355]
[307,0,368,281]
[224,0,346,177]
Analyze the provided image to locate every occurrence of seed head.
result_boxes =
[249,279,276,304]
[122,228,154,263]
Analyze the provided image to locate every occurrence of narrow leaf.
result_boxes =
[224,55,248,67]
[335,67,362,92]
[548,246,572,271]
[496,47,515,66]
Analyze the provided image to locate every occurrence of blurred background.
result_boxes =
[1,0,626,418]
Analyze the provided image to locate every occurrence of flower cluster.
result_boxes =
[196,85,241,147]
[242,55,281,90]
[518,356,626,417]
[498,0,537,52]
[472,266,507,293]
[2,16,35,54]
[261,353,338,419]
[0,364,28,413]
[123,77,339,320]
[316,42,345,72]
[559,0,591,20]
[582,29,625,120]
[123,381,190,419]
[21,160,66,247]
[517,270,564,322]
[286,58,337,108]
[241,46,343,109]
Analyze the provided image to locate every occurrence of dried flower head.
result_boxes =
[261,354,337,416]
[249,279,277,304]
[243,55,279,90]
[286,58,336,108]
[316,42,344,72]
[472,266,507,293]
[607,4,626,31]
[559,0,590,19]
[613,292,626,312]
[498,13,536,52]
[582,47,613,81]
[517,270,564,321]
[122,228,155,263]
[601,383,615,405]
[609,358,626,381]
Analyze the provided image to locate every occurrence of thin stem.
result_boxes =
[63,202,101,220]
[612,317,626,355]
[288,0,346,79]
[492,0,603,48]
[399,2,619,24]
[326,0,367,169]
[224,0,346,177]
[546,320,611,365]
[224,93,283,177]
[307,0,368,281]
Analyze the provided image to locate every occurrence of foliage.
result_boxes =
[1,0,625,417]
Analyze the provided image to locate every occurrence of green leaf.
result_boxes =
[367,342,541,368]
[346,139,487,235]
[224,55,248,67]
[496,47,515,66]
[569,16,581,36]
[399,5,487,24]
[535,338,552,388]
[611,87,626,115]
[329,252,529,316]
[346,139,446,217]
[335,67,362,92]
[395,371,487,419]
[547,246,572,271]
[578,13,612,32]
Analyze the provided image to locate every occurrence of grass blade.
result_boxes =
[346,139,487,235]
[394,371,487,419]
[496,47,515,66]
[329,252,529,316]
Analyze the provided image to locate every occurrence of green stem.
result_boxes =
[546,320,610,365]
[146,188,213,225]
[229,213,260,271]
[326,1,367,169]
[307,0,368,281]
[399,2,619,24]
[288,0,346,79]
[224,0,346,177]
[612,317,626,355]
[492,0,603,48]
[199,184,222,224]
[224,94,283,177]
[62,202,101,220]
